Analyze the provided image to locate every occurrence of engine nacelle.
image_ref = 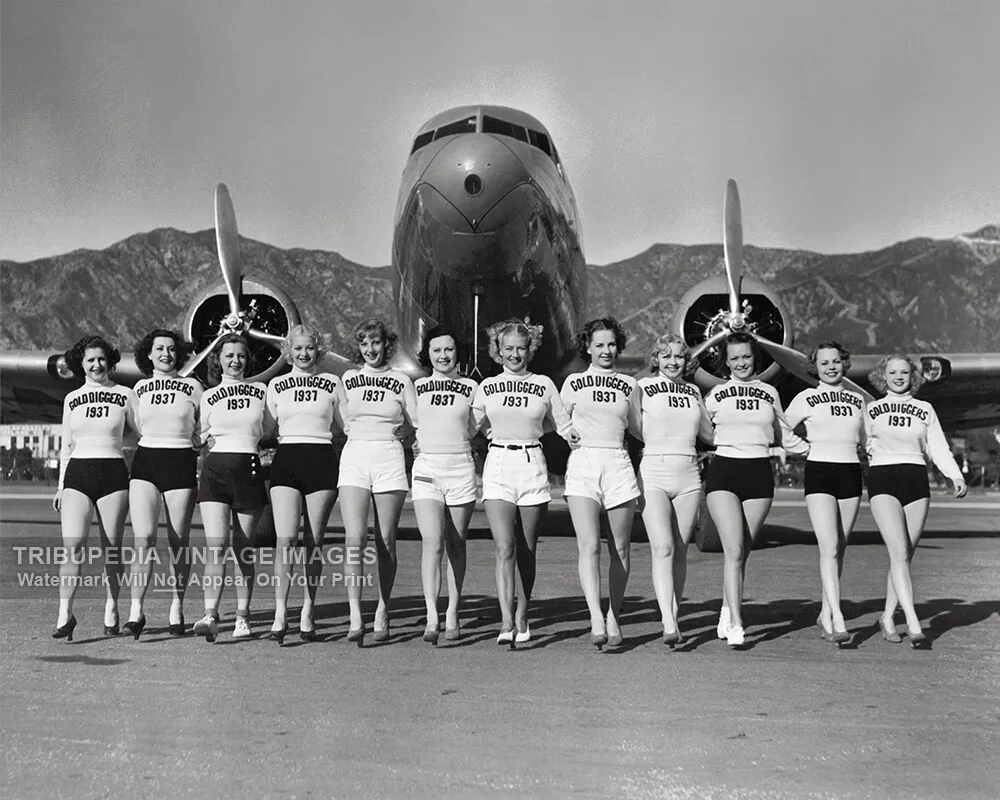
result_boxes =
[183,276,300,384]
[672,275,794,391]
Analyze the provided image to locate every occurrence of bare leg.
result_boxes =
[270,486,303,631]
[57,489,93,626]
[444,503,474,630]
[604,501,636,637]
[95,490,129,627]
[806,493,847,633]
[513,503,546,631]
[231,509,262,617]
[870,495,923,635]
[372,490,407,633]
[671,490,702,621]
[484,500,518,633]
[161,487,196,625]
[707,491,746,628]
[300,489,337,631]
[642,490,676,634]
[568,496,604,634]
[414,498,446,631]
[127,480,161,621]
[199,502,231,615]
[338,486,371,631]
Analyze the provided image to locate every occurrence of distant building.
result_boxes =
[0,424,62,458]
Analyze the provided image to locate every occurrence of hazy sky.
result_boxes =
[2,0,998,266]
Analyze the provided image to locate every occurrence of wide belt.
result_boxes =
[489,443,541,450]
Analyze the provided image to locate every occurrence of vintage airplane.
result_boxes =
[3,104,999,435]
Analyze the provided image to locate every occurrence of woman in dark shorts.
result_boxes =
[266,324,343,644]
[124,329,201,639]
[703,332,808,647]
[865,354,967,648]
[785,341,866,645]
[51,335,137,641]
[192,334,271,642]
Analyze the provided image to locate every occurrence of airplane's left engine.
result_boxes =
[183,276,300,384]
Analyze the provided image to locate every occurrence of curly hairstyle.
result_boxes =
[351,318,398,365]
[64,335,120,379]
[714,331,765,378]
[648,333,699,377]
[487,318,543,365]
[134,329,194,376]
[867,353,925,396]
[576,316,627,362]
[281,324,329,363]
[418,326,465,371]
[206,333,253,385]
[805,340,852,380]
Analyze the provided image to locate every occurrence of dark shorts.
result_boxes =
[705,456,774,501]
[269,443,339,495]
[64,458,129,503]
[197,452,268,512]
[130,446,198,493]
[867,464,929,507]
[804,461,863,500]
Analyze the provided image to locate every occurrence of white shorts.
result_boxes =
[338,440,409,493]
[565,447,640,509]
[482,444,549,506]
[638,453,703,500]
[411,452,478,505]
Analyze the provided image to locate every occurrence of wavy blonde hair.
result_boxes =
[487,318,543,364]
[281,324,331,361]
[648,333,698,377]
[868,353,925,396]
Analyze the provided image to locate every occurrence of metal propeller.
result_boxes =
[179,184,287,378]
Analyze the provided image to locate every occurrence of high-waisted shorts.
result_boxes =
[705,455,774,501]
[64,458,129,503]
[804,461,862,499]
[198,452,268,511]
[130,447,198,493]
[337,440,409,493]
[411,452,478,505]
[565,447,640,509]
[867,464,929,507]
[269,443,339,495]
[482,443,549,506]
[638,453,702,500]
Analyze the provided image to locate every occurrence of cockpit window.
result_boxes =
[528,129,552,158]
[411,130,435,154]
[511,124,528,142]
[433,116,477,140]
[482,115,514,138]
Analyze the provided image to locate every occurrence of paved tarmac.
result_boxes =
[1,488,998,800]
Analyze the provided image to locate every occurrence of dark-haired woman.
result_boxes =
[785,341,866,645]
[412,327,478,643]
[561,317,641,649]
[637,334,714,645]
[192,334,270,642]
[865,354,966,648]
[338,318,418,644]
[266,324,343,644]
[52,335,137,641]
[472,319,578,645]
[124,329,202,639]
[704,332,808,647]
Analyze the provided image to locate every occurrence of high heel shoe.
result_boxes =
[346,626,365,647]
[299,628,317,642]
[831,629,851,645]
[104,611,120,636]
[423,627,440,645]
[909,631,931,650]
[590,632,608,650]
[515,623,531,644]
[496,628,515,646]
[168,615,186,637]
[122,616,146,641]
[878,616,902,644]
[268,624,288,646]
[444,625,461,641]
[663,630,682,647]
[606,632,624,648]
[52,616,77,642]
[372,612,390,643]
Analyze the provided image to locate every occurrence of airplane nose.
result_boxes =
[416,134,531,233]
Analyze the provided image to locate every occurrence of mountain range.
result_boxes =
[2,225,999,357]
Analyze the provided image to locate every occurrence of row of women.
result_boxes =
[51,317,966,650]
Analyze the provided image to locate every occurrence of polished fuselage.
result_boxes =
[391,106,586,377]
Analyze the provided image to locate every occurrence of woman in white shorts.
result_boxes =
[472,319,578,645]
[412,326,479,644]
[561,317,641,649]
[266,324,343,644]
[636,334,714,646]
[338,318,417,645]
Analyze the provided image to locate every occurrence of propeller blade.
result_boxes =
[753,336,876,403]
[179,330,228,378]
[689,329,730,363]
[724,179,743,318]
[215,183,242,318]
[246,328,287,347]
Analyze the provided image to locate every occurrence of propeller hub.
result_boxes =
[729,313,746,330]
[225,314,242,330]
